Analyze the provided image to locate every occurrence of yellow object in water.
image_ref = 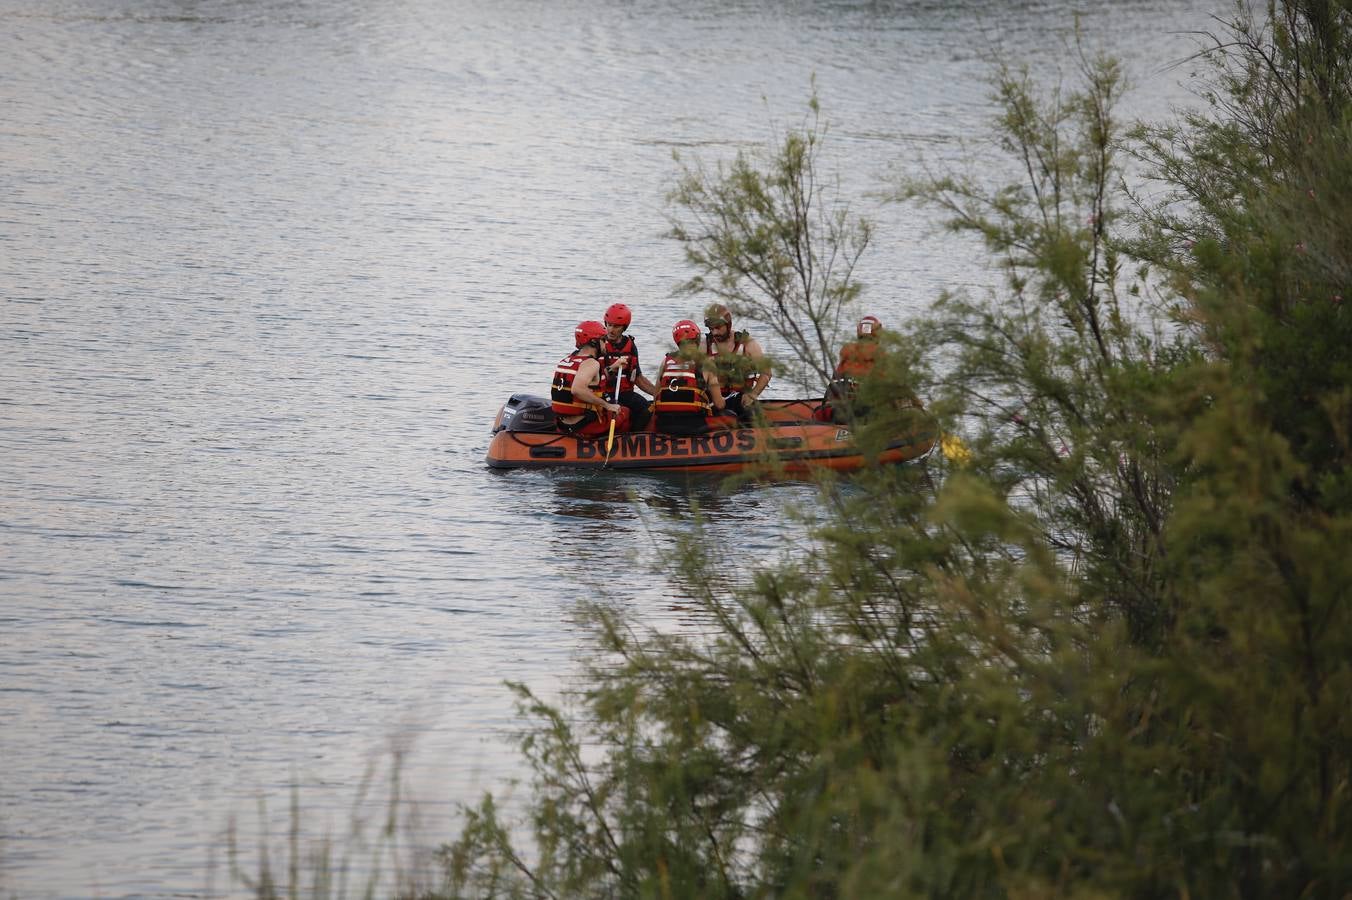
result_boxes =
[940,433,971,464]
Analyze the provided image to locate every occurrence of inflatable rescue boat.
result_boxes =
[485,394,938,474]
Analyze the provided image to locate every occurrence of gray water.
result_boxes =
[3,0,1220,895]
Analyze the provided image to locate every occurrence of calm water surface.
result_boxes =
[3,0,1219,894]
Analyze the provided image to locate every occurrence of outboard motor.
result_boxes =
[493,393,557,434]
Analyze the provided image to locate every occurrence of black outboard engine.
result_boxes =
[493,393,558,434]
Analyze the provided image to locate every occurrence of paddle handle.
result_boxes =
[605,363,625,463]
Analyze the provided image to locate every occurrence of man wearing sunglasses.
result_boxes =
[702,303,769,422]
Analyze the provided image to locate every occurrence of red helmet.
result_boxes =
[704,303,732,329]
[858,315,882,338]
[672,319,701,345]
[574,320,606,348]
[604,303,632,327]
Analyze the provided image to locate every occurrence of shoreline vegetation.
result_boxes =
[238,2,1350,896]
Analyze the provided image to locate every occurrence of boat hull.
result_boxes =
[485,396,937,474]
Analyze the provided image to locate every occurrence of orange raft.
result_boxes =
[485,394,938,474]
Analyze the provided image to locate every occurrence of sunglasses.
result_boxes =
[705,317,729,327]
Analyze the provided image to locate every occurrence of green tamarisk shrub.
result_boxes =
[434,7,1351,898]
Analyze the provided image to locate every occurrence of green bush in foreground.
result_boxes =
[432,4,1350,898]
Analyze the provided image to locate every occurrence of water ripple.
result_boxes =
[0,0,1223,894]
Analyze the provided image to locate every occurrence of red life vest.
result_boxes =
[654,353,714,415]
[705,330,757,393]
[835,340,880,380]
[551,351,599,417]
[601,334,641,394]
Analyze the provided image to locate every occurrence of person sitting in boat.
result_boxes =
[551,320,630,436]
[599,302,657,431]
[821,315,921,423]
[703,303,769,422]
[654,319,729,435]
[836,314,884,381]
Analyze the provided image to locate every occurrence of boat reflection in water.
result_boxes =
[486,464,829,630]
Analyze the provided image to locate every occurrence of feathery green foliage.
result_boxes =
[434,5,1351,898]
[667,89,873,391]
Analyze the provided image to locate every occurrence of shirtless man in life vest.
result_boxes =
[551,320,628,436]
[702,303,770,422]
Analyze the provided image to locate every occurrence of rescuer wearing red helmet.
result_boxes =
[702,303,770,421]
[599,302,658,430]
[551,320,629,436]
[835,315,884,380]
[822,314,918,423]
[819,315,886,423]
[653,319,728,435]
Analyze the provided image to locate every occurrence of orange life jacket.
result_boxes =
[705,330,758,393]
[551,352,600,417]
[654,353,714,415]
[834,340,880,380]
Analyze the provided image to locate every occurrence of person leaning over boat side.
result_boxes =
[703,303,769,422]
[653,319,728,435]
[551,320,630,437]
[599,302,657,431]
